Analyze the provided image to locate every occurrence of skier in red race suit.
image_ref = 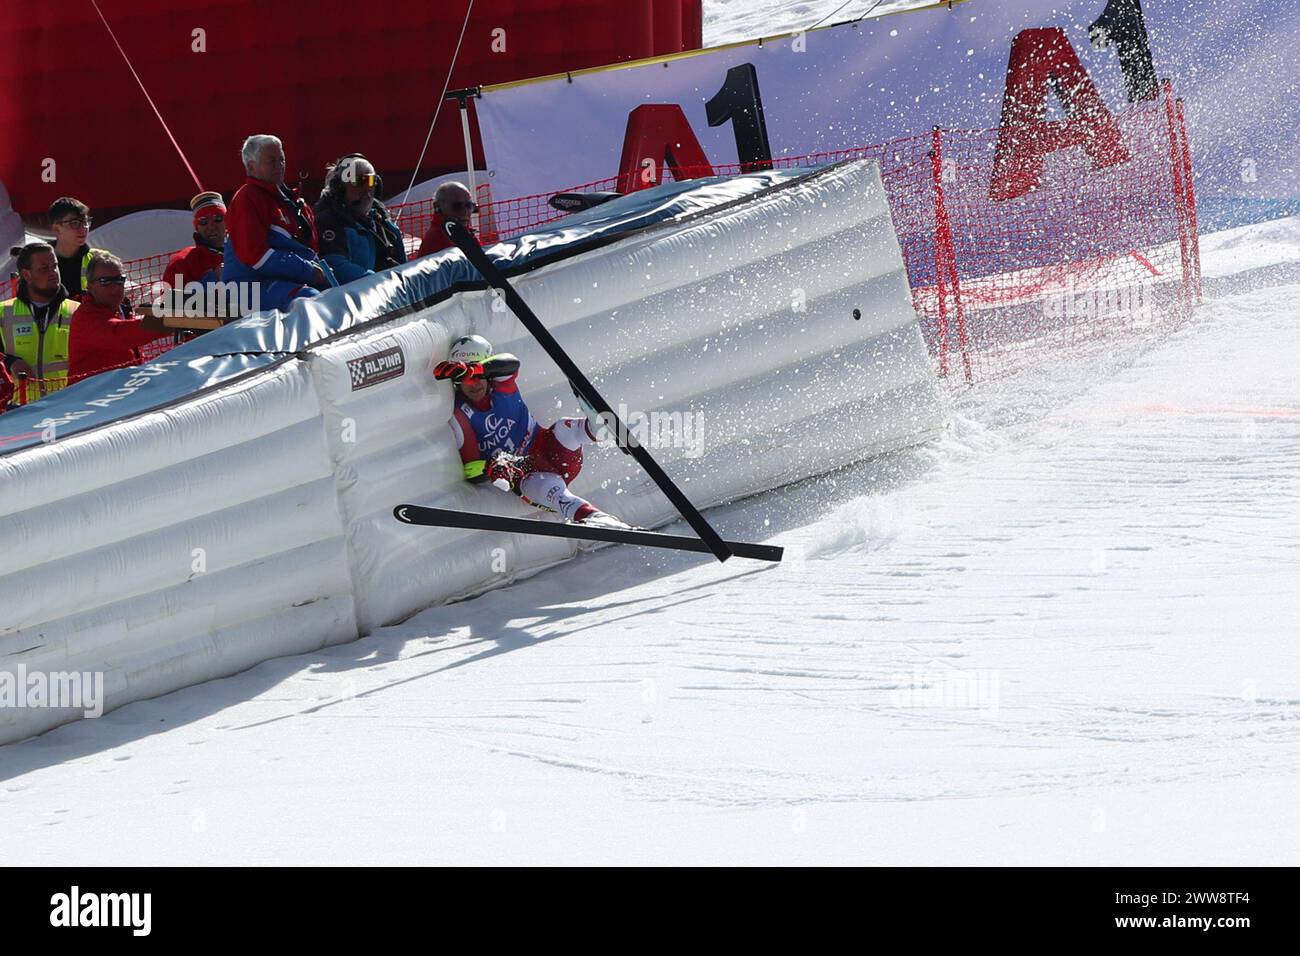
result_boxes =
[435,334,629,529]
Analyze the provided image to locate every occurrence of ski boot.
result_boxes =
[573,506,632,530]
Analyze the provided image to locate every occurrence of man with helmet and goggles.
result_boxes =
[435,334,628,529]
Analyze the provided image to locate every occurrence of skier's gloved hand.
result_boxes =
[433,360,485,384]
[486,451,529,494]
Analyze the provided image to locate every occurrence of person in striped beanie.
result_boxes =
[161,190,226,291]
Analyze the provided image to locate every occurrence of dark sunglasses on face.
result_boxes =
[91,275,126,286]
[196,215,225,225]
[58,217,91,230]
[447,200,478,213]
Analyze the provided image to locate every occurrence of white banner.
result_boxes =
[477,0,1299,229]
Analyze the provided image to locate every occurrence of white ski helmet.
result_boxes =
[448,334,492,364]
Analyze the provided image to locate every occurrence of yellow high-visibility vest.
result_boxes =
[1,296,76,404]
[63,246,101,296]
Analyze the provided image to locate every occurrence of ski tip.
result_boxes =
[394,505,412,523]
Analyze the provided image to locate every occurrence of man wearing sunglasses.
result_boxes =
[68,252,167,382]
[162,191,227,291]
[313,154,406,284]
[415,181,477,259]
[48,197,103,299]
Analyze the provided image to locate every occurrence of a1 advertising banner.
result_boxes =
[477,0,1299,230]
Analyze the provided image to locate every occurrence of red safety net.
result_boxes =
[908,87,1201,383]
[387,183,504,254]
[414,87,1201,386]
[4,84,1201,409]
[4,355,147,409]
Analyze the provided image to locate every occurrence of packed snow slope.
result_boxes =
[1,216,1297,865]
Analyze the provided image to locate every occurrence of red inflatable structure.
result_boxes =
[0,0,702,220]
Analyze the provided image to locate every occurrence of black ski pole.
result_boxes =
[445,220,733,562]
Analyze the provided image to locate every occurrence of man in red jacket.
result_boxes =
[415,181,476,258]
[221,134,331,313]
[162,191,226,289]
[68,252,168,381]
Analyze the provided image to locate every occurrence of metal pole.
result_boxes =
[1160,79,1193,316]
[459,101,478,231]
[448,87,482,232]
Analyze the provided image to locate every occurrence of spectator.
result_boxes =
[415,182,476,258]
[314,154,407,284]
[48,197,102,298]
[221,134,330,313]
[0,354,13,409]
[68,252,167,381]
[162,191,226,288]
[1,241,76,404]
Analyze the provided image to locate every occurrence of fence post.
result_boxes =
[929,128,951,378]
[1176,97,1202,302]
[1161,79,1194,315]
[929,126,972,383]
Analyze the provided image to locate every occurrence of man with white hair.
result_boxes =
[221,134,331,313]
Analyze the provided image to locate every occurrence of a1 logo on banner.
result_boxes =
[705,63,773,172]
[611,0,1160,201]
[615,61,775,191]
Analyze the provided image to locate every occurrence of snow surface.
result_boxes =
[3,212,1297,865]
[3,0,1298,865]
[703,0,931,48]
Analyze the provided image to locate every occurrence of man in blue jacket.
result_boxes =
[222,134,332,313]
[313,154,407,284]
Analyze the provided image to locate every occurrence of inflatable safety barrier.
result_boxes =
[0,160,944,743]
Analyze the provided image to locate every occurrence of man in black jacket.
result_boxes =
[48,197,101,299]
[313,154,407,284]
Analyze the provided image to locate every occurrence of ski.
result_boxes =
[394,505,783,563]
[444,219,734,563]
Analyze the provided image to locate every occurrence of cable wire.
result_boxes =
[809,0,887,31]
[89,0,203,192]
[396,0,477,216]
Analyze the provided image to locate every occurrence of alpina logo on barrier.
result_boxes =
[348,344,405,390]
[49,886,151,936]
